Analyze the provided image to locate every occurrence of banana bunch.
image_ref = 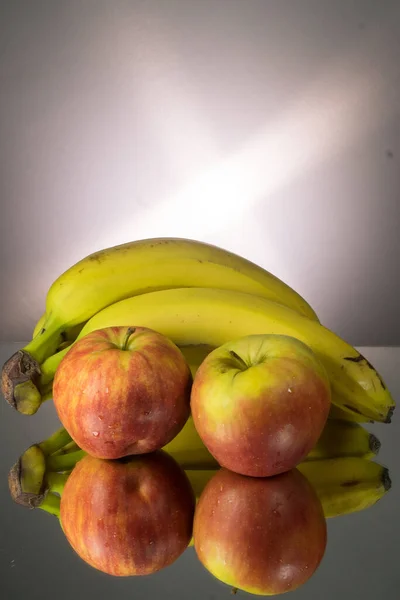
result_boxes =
[1,237,395,424]
[8,426,391,527]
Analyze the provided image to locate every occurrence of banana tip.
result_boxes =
[369,434,381,455]
[382,468,392,492]
[385,406,395,424]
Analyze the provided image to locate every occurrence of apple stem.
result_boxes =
[46,450,86,473]
[39,493,61,518]
[229,350,248,371]
[122,327,136,350]
[38,426,73,456]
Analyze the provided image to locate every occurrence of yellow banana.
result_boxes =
[38,288,394,422]
[298,457,391,518]
[18,238,320,364]
[307,420,380,460]
[329,403,374,423]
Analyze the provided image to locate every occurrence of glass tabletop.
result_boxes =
[1,342,399,600]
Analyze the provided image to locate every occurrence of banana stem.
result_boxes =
[46,450,86,472]
[40,348,69,388]
[38,427,73,456]
[39,493,61,518]
[23,314,63,364]
[52,441,80,456]
[46,471,70,495]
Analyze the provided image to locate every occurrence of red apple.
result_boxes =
[194,467,327,595]
[191,334,331,477]
[53,326,192,459]
[60,451,195,576]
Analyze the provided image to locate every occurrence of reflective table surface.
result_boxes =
[1,343,399,599]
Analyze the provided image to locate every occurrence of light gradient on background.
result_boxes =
[0,0,399,344]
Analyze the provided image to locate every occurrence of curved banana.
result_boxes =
[38,288,394,422]
[19,238,320,363]
[329,404,374,424]
[307,420,380,460]
[298,457,391,518]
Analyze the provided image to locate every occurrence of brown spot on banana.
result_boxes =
[343,353,387,390]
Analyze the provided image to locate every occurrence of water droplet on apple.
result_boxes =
[288,388,292,393]
[92,431,99,437]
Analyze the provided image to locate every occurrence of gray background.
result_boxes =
[1,343,399,599]
[0,0,399,345]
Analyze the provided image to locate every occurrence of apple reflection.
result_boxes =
[60,450,195,576]
[193,467,327,596]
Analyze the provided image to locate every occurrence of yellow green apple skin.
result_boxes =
[60,451,195,576]
[191,334,331,477]
[193,467,327,595]
[53,326,192,459]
